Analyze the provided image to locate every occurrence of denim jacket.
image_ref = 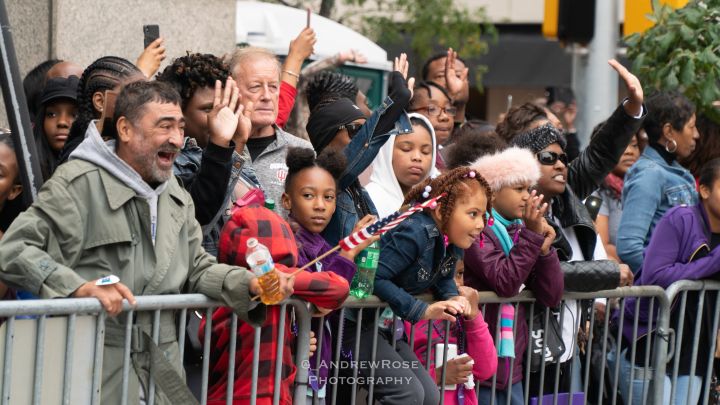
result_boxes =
[617,146,698,273]
[373,211,461,324]
[174,137,261,256]
[321,97,413,245]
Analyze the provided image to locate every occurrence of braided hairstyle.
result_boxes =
[404,166,493,233]
[157,53,229,110]
[60,56,141,161]
[306,71,359,112]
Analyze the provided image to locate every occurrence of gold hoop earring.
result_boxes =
[665,139,678,154]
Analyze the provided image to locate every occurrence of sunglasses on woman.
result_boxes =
[339,122,363,139]
[536,151,569,166]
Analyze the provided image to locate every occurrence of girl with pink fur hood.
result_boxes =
[463,147,564,405]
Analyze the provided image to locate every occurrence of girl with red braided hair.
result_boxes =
[339,166,493,405]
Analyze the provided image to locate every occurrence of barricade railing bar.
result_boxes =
[663,280,720,405]
[0,295,312,405]
[0,282,719,405]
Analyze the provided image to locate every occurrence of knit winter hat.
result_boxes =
[306,97,365,154]
[471,146,541,192]
[510,123,567,153]
[218,204,298,268]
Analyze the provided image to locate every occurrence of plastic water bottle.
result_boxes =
[245,238,284,305]
[349,241,380,299]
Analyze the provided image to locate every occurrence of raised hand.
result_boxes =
[609,59,643,117]
[136,37,166,79]
[207,77,242,148]
[338,49,368,65]
[522,190,549,235]
[233,100,253,153]
[445,48,469,100]
[288,27,316,62]
[393,53,415,98]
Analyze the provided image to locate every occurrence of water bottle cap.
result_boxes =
[246,238,258,248]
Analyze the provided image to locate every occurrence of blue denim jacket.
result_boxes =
[373,211,461,324]
[617,146,698,273]
[174,137,261,256]
[321,97,413,245]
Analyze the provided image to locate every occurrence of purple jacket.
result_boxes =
[464,223,564,389]
[621,203,720,342]
[295,226,356,390]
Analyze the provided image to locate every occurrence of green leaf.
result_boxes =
[664,71,679,89]
[654,32,676,55]
[680,24,694,41]
[679,58,696,86]
[627,0,720,119]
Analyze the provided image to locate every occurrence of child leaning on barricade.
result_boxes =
[404,260,497,405]
[464,147,564,405]
[337,167,493,405]
[280,147,377,404]
[200,200,350,405]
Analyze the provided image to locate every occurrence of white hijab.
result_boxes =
[365,113,440,218]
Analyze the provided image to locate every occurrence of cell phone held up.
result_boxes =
[143,24,160,49]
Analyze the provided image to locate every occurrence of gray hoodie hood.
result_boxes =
[69,121,168,245]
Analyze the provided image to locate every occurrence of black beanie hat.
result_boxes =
[306,98,365,153]
[511,123,567,153]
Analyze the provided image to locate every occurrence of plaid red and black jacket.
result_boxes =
[201,205,349,405]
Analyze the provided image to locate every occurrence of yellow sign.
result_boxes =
[543,0,559,39]
[624,0,689,36]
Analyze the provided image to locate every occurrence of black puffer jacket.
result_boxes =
[552,101,646,291]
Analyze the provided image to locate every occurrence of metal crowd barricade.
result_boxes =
[303,287,673,405]
[663,280,720,405]
[2,282,719,405]
[0,295,312,405]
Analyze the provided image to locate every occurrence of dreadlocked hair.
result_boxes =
[285,147,347,191]
[60,56,141,162]
[306,71,359,112]
[157,53,229,110]
[403,166,493,233]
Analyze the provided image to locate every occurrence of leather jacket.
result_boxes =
[567,101,646,201]
[548,101,645,291]
[549,186,621,292]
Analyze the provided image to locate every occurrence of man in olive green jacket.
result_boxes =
[0,80,294,404]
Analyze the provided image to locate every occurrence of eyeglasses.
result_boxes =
[536,151,569,166]
[339,122,363,139]
[411,104,458,117]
